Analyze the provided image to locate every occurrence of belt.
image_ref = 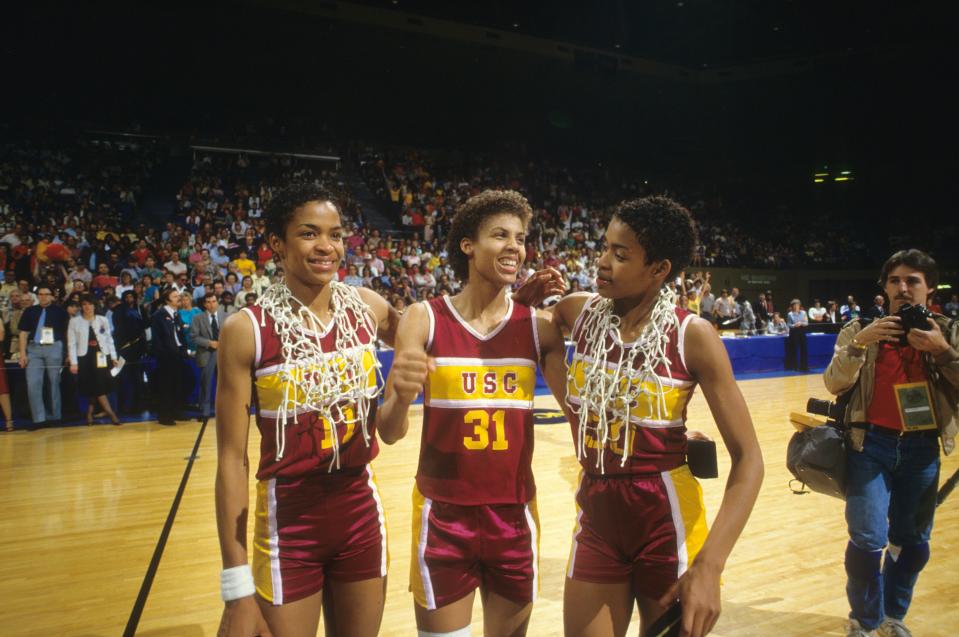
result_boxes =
[852,423,939,439]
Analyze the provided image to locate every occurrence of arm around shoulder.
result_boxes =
[357,286,400,349]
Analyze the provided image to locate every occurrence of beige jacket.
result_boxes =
[823,314,959,455]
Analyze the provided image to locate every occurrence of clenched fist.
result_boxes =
[391,350,434,404]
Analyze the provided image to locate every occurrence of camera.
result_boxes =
[895,303,933,345]
[807,397,845,427]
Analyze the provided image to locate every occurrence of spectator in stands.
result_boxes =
[865,294,886,320]
[113,290,148,414]
[787,299,809,329]
[251,264,271,295]
[841,295,862,321]
[150,287,186,426]
[808,299,827,323]
[244,292,257,308]
[164,252,187,277]
[91,263,118,295]
[786,299,809,371]
[18,286,68,428]
[766,311,788,335]
[231,249,256,278]
[826,300,841,324]
[220,291,238,315]
[0,320,12,431]
[190,292,224,420]
[177,293,201,352]
[67,294,120,426]
[343,265,363,287]
[945,293,959,319]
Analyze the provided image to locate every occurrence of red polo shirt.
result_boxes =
[866,343,928,431]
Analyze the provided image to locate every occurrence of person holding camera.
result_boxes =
[823,249,959,637]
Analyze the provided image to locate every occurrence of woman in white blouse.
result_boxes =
[68,294,120,425]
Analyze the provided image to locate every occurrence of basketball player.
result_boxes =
[215,184,400,637]
[546,196,764,637]
[379,190,568,637]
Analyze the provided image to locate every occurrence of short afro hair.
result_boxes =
[446,189,533,281]
[610,195,697,280]
[265,183,341,242]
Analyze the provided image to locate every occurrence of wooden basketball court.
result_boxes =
[2,373,957,636]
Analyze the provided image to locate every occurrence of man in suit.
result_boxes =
[150,287,186,426]
[17,286,69,427]
[190,292,225,420]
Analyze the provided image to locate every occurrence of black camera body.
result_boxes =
[807,397,845,427]
[895,303,933,345]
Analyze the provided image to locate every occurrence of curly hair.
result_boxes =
[446,189,533,281]
[610,195,697,279]
[265,183,341,242]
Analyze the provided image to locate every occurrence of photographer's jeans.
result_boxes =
[844,428,940,630]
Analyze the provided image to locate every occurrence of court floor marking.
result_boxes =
[123,417,210,637]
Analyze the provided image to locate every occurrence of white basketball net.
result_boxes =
[565,286,679,473]
[257,281,383,469]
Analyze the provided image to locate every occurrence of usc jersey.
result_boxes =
[416,295,540,505]
[242,305,380,481]
[566,296,698,475]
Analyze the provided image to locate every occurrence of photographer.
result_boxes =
[823,249,959,637]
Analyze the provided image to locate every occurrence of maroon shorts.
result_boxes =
[566,465,709,600]
[252,464,388,605]
[410,485,540,610]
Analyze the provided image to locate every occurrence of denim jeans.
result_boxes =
[845,428,940,629]
[25,341,64,423]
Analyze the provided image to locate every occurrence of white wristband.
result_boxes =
[221,564,255,601]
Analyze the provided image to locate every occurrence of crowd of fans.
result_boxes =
[1,137,955,426]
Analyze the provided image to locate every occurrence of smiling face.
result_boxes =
[460,213,527,287]
[269,200,344,288]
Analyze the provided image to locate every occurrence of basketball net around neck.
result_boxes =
[256,280,383,470]
[566,286,679,473]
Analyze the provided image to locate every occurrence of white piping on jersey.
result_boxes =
[442,293,514,342]
[242,307,263,368]
[569,353,694,388]
[677,312,695,373]
[426,397,534,410]
[424,300,436,351]
[566,395,685,429]
[254,347,377,378]
[432,356,537,369]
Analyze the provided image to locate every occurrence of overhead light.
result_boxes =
[614,43,621,49]
[512,22,520,28]
[840,170,851,175]
[814,172,828,177]
[814,178,825,183]
[834,176,853,182]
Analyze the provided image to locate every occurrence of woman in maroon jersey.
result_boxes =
[215,184,400,637]
[380,190,567,637]
[546,196,764,637]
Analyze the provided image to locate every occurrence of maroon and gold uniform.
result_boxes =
[564,296,709,599]
[410,295,541,609]
[242,305,387,605]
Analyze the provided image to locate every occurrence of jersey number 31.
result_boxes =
[463,409,508,451]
